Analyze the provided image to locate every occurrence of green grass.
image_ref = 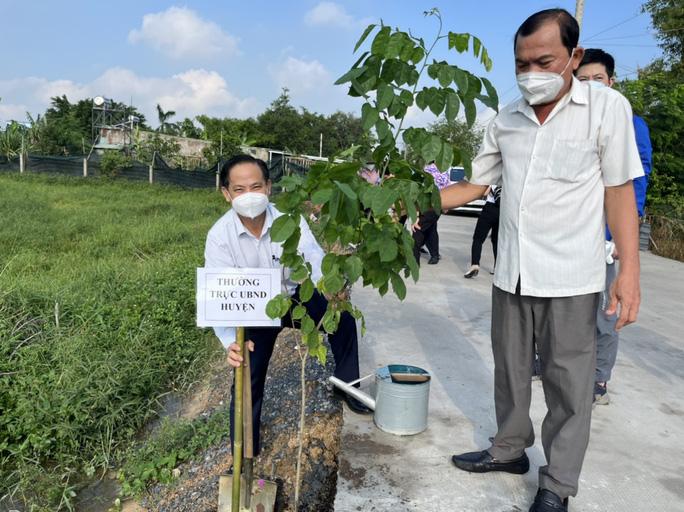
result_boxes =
[0,173,227,510]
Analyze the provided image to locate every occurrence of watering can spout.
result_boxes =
[329,376,376,410]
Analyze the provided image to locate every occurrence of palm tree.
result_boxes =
[156,104,178,134]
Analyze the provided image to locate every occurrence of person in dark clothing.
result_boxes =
[413,162,449,265]
[464,185,501,278]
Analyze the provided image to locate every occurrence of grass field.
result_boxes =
[0,173,227,510]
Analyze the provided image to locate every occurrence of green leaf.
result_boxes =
[361,103,379,131]
[453,68,469,95]
[378,240,398,262]
[472,36,482,59]
[322,310,338,334]
[375,119,391,142]
[300,279,314,302]
[344,255,363,283]
[311,188,333,205]
[445,92,460,121]
[448,32,469,53]
[399,89,413,106]
[438,66,454,88]
[371,188,399,217]
[290,264,308,282]
[415,89,429,110]
[386,32,404,58]
[463,96,476,127]
[270,215,297,243]
[323,272,345,294]
[390,271,407,300]
[421,135,442,163]
[301,315,316,334]
[334,180,357,200]
[436,142,454,177]
[481,77,499,111]
[354,24,377,52]
[292,304,306,320]
[481,47,493,71]
[376,82,394,110]
[322,253,338,274]
[410,46,425,64]
[265,297,282,319]
[334,66,365,85]
[371,26,391,55]
[427,63,440,80]
[428,88,445,116]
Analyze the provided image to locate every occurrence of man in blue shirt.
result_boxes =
[575,48,652,405]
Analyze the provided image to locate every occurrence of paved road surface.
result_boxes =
[334,213,684,512]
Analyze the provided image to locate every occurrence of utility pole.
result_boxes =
[319,133,323,158]
[575,0,585,31]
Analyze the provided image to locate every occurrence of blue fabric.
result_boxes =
[606,114,652,240]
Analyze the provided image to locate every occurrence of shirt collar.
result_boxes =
[515,76,588,121]
[232,202,274,239]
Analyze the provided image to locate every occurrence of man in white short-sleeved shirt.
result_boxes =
[442,9,642,512]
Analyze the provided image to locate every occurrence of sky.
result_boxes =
[0,1,664,129]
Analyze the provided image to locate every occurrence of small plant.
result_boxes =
[264,9,498,507]
[118,408,230,496]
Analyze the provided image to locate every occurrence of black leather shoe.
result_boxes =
[529,489,568,511]
[427,255,440,265]
[333,389,373,415]
[451,450,529,474]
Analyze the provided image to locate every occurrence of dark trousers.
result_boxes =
[230,288,360,455]
[471,202,499,265]
[413,210,440,261]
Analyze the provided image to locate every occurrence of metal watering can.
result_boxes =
[330,364,431,435]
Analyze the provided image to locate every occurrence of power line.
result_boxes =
[583,13,644,42]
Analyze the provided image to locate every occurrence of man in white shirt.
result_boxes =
[204,155,370,458]
[441,9,642,512]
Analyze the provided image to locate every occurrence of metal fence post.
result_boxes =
[83,158,88,177]
[19,153,24,174]
[149,151,155,184]
[215,162,220,191]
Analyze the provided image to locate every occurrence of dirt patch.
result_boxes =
[341,432,400,456]
[137,329,344,512]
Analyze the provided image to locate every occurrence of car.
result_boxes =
[446,167,485,215]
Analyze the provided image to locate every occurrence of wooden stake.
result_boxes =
[232,327,245,511]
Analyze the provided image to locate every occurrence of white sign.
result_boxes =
[196,267,282,327]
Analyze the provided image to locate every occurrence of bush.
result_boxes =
[99,150,132,176]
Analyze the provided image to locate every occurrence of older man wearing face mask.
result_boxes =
[204,154,370,460]
[441,9,643,512]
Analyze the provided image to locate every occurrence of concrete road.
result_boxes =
[334,213,684,512]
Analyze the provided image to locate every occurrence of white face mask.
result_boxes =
[587,80,606,89]
[230,192,269,219]
[516,50,575,105]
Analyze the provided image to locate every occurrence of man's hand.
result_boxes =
[226,340,255,368]
[606,268,640,330]
[411,219,421,232]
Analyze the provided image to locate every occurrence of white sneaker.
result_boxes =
[464,265,479,279]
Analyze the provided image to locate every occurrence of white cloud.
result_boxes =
[270,57,331,95]
[304,2,368,29]
[128,6,239,59]
[0,68,260,126]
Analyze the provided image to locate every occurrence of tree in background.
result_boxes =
[177,118,201,139]
[256,88,308,152]
[615,0,684,215]
[156,104,178,135]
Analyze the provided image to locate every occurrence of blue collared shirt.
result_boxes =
[204,203,325,347]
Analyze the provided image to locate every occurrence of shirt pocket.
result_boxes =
[547,138,598,182]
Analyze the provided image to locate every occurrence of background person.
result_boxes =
[575,48,652,405]
[464,185,501,278]
[412,162,449,265]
